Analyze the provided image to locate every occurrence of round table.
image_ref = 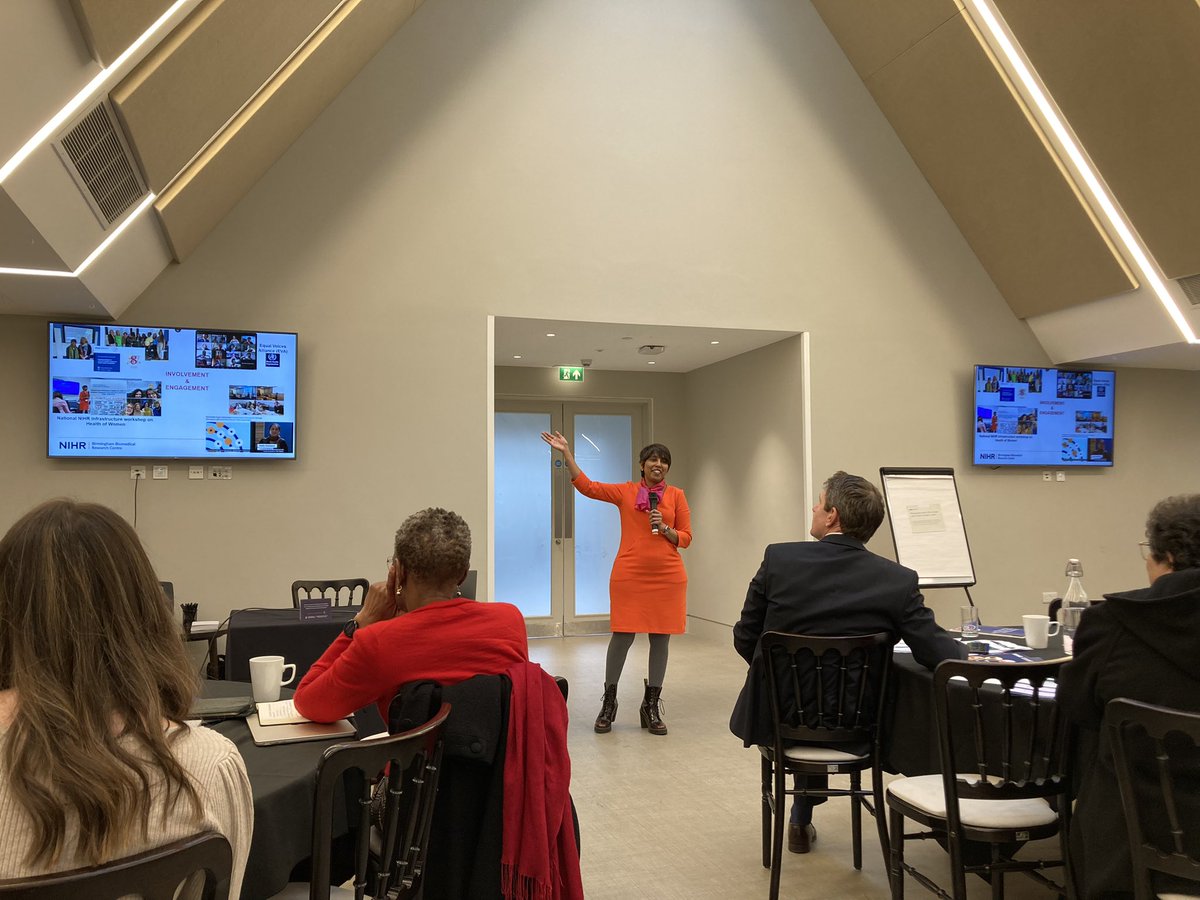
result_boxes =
[200,682,356,899]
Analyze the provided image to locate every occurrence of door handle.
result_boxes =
[553,466,563,540]
[563,475,574,540]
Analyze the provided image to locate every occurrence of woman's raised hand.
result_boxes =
[540,431,570,454]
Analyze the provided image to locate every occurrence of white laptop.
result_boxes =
[245,712,355,746]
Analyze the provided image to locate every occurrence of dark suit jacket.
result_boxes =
[730,533,966,747]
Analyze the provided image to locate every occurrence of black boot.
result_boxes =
[640,679,667,735]
[594,683,618,733]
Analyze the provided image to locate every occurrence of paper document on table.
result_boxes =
[256,698,310,726]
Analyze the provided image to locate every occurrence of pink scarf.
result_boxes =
[634,481,665,512]
[501,662,583,900]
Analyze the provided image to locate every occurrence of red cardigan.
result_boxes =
[293,598,529,724]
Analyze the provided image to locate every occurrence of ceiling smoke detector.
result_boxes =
[637,344,665,355]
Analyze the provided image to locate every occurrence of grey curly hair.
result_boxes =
[1146,494,1200,571]
[393,508,471,583]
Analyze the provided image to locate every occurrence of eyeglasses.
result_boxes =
[1138,540,1151,561]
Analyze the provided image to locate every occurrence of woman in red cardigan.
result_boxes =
[295,509,582,900]
[294,507,528,725]
[541,431,692,736]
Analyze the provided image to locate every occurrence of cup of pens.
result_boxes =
[181,602,198,636]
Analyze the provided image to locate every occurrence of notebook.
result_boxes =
[246,712,355,746]
[256,698,308,726]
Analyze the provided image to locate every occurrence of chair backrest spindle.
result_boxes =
[1106,697,1200,897]
[291,578,370,610]
[760,632,893,749]
[307,703,449,900]
[933,660,1069,831]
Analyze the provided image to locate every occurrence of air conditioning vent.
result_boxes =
[52,100,146,228]
[1177,273,1200,308]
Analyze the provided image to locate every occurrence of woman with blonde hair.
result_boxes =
[0,499,252,894]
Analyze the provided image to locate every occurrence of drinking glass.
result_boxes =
[960,606,980,640]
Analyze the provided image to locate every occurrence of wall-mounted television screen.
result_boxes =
[48,323,297,459]
[974,365,1114,467]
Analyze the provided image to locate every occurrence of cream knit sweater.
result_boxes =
[0,720,253,897]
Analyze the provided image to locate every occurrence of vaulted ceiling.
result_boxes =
[2,0,1197,368]
[809,0,1200,368]
[0,0,424,317]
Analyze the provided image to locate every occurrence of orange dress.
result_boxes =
[571,472,692,634]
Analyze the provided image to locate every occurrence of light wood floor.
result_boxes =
[528,633,1066,900]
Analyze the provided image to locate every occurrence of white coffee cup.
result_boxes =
[1022,614,1060,650]
[249,655,296,703]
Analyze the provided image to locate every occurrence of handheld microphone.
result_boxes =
[649,492,659,534]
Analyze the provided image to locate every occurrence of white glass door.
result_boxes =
[495,399,644,637]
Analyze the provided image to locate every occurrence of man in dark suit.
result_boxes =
[730,470,965,854]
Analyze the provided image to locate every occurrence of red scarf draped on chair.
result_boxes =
[502,661,583,900]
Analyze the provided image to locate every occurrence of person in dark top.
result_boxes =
[730,471,965,854]
[261,423,288,452]
[1059,494,1200,900]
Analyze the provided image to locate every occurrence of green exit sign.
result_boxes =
[558,366,585,382]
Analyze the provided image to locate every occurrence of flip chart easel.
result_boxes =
[879,467,976,602]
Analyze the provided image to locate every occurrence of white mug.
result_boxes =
[1022,614,1060,650]
[249,655,297,703]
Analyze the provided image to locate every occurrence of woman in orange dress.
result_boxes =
[540,431,692,736]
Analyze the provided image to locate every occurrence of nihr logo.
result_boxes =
[59,441,87,450]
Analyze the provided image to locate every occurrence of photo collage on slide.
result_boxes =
[974,365,1113,466]
[49,324,297,459]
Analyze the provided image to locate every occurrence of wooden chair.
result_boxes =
[886,659,1070,900]
[273,703,450,900]
[758,631,894,900]
[291,579,370,609]
[1106,698,1200,900]
[387,671,579,897]
[0,831,232,900]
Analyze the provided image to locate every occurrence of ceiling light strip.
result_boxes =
[0,193,155,278]
[0,0,200,184]
[967,0,1198,344]
[0,266,76,278]
[75,193,157,275]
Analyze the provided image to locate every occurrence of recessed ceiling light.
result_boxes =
[710,340,720,345]
[647,361,656,365]
[512,355,522,359]
[545,333,556,337]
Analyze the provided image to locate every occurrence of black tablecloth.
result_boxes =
[201,682,355,900]
[223,607,386,736]
[883,635,1064,775]
[224,607,358,682]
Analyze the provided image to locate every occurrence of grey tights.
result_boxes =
[604,631,670,687]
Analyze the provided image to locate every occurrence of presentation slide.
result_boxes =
[973,365,1113,467]
[48,324,297,459]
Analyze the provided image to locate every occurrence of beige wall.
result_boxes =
[2,1,1198,630]
[683,336,809,629]
[494,364,690,486]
